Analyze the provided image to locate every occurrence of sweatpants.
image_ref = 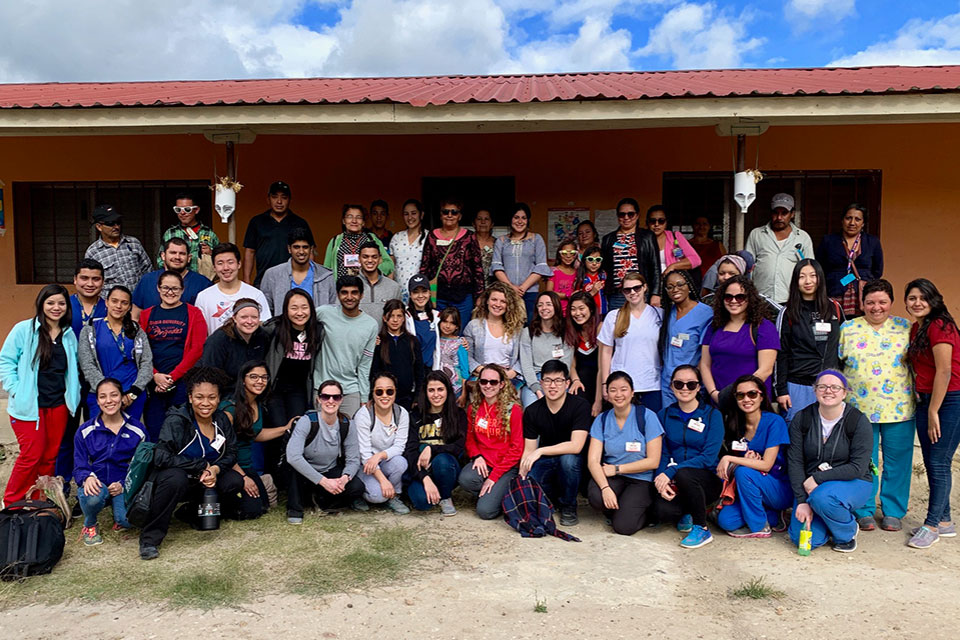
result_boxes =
[654,467,723,527]
[139,467,244,548]
[5,405,69,505]
[143,384,188,441]
[408,453,460,511]
[458,464,518,520]
[917,392,960,527]
[528,454,581,511]
[286,463,364,517]
[340,393,363,421]
[716,466,793,533]
[359,455,408,503]
[788,479,872,549]
[588,475,654,536]
[853,419,915,520]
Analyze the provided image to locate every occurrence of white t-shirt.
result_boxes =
[484,324,515,369]
[194,281,272,334]
[598,304,663,392]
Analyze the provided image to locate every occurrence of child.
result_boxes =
[546,239,578,315]
[575,245,607,316]
[437,307,470,402]
[371,299,424,411]
[404,274,440,370]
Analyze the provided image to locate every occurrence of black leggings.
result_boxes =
[224,470,270,521]
[266,389,311,480]
[286,464,365,517]
[654,467,723,527]
[587,476,653,536]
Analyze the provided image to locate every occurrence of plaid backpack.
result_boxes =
[501,476,580,542]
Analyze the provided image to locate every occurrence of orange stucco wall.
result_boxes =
[0,122,958,340]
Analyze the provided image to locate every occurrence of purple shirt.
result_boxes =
[703,319,780,397]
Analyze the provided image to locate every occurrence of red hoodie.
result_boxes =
[466,400,523,483]
[139,303,207,381]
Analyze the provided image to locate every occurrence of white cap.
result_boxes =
[771,193,795,211]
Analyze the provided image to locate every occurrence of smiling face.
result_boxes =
[286,294,311,330]
[478,368,505,401]
[162,242,189,272]
[288,239,313,266]
[42,293,68,325]
[338,285,361,312]
[317,383,343,415]
[213,252,240,284]
[402,203,422,230]
[426,379,447,412]
[439,317,458,337]
[234,306,261,338]
[486,290,507,318]
[606,376,634,409]
[664,272,690,305]
[905,287,930,320]
[410,287,430,311]
[96,383,123,417]
[863,290,892,326]
[74,267,104,300]
[440,204,461,230]
[343,208,364,234]
[541,369,569,402]
[536,295,555,323]
[359,247,381,275]
[244,366,269,397]
[510,209,528,235]
[814,373,846,408]
[622,276,646,307]
[558,243,577,267]
[577,223,597,247]
[106,289,131,321]
[843,208,865,237]
[797,264,818,298]
[474,209,492,234]
[735,380,763,415]
[671,368,701,404]
[157,274,183,307]
[717,261,741,285]
[569,298,591,327]
[175,197,198,226]
[384,308,405,333]
[616,204,638,231]
[372,376,396,411]
[189,382,220,420]
[723,282,747,317]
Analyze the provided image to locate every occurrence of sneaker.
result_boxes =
[833,528,858,553]
[438,498,457,517]
[112,522,130,532]
[880,516,902,532]
[287,516,303,525]
[858,516,877,531]
[726,525,772,539]
[680,525,714,549]
[910,523,957,538]
[559,508,579,526]
[677,514,693,534]
[772,509,790,533]
[387,497,410,515]
[351,499,370,512]
[81,525,102,546]
[139,545,159,560]
[907,525,940,549]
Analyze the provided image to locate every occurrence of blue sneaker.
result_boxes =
[680,525,713,549]
[677,514,694,533]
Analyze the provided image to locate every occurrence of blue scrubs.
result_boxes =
[589,405,664,482]
[660,302,713,407]
[70,294,106,336]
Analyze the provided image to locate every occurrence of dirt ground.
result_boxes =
[1,404,958,639]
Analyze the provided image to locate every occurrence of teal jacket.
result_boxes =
[323,232,394,278]
[0,319,81,421]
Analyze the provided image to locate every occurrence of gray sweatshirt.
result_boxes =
[77,320,154,396]
[519,329,575,394]
[354,404,410,463]
[285,413,360,484]
[359,273,403,328]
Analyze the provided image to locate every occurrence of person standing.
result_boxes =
[357,241,403,327]
[83,204,152,297]
[646,205,701,278]
[744,193,815,305]
[491,203,553,322]
[463,282,525,384]
[658,270,713,408]
[473,208,497,285]
[132,237,212,319]
[567,291,602,412]
[371,300,424,411]
[259,228,336,315]
[369,199,393,245]
[519,291,578,408]
[323,204,394,281]
[689,216,726,278]
[600,198,661,310]
[816,203,884,318]
[389,199,427,304]
[545,240,578,315]
[199,299,269,396]
[194,243,271,335]
[243,181,315,287]
[157,193,219,275]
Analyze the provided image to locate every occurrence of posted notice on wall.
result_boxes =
[546,208,590,256]
[594,209,619,238]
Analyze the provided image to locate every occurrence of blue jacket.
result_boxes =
[815,232,884,298]
[655,401,723,479]
[0,319,81,421]
[73,413,147,486]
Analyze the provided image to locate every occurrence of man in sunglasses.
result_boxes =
[131,237,213,321]
[599,197,661,310]
[745,193,814,304]
[157,193,219,274]
[84,204,152,298]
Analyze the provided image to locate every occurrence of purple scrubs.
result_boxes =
[703,318,780,397]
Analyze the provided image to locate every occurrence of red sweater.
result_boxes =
[466,400,523,482]
[139,303,207,381]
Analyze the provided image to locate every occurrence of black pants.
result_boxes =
[139,467,244,548]
[588,475,654,536]
[286,464,364,517]
[266,389,311,481]
[654,467,723,527]
[55,380,91,486]
[223,470,270,521]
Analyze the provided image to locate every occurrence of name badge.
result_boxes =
[814,322,831,334]
[671,336,684,348]
[678,333,690,340]
[552,346,565,359]
[476,417,488,430]
[731,439,748,452]
[211,433,226,451]
[418,312,428,321]
[687,418,705,433]
[436,239,452,247]
[344,253,360,268]
[672,248,684,258]
[840,273,856,287]
[184,227,199,240]
[625,441,643,452]
[818,462,833,472]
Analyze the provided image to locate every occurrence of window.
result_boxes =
[421,176,516,228]
[14,180,212,284]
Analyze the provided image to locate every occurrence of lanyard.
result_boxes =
[111,326,127,360]
[845,234,861,271]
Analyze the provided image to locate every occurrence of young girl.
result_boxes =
[546,240,578,315]
[436,307,470,400]
[405,275,440,370]
[519,291,579,408]
[371,299,424,411]
[566,291,602,413]
[575,245,607,316]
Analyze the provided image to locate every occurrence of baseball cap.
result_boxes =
[771,193,795,211]
[269,181,291,197]
[408,274,430,293]
[92,204,122,225]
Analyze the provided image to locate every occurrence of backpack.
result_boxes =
[124,441,157,510]
[601,403,646,439]
[365,404,402,432]
[501,476,580,542]
[280,411,351,467]
[0,500,65,581]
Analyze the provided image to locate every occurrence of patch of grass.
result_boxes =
[731,576,784,600]
[533,596,548,613]
[294,527,416,596]
[162,570,247,608]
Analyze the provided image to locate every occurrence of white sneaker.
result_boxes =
[387,497,410,515]
[439,498,457,517]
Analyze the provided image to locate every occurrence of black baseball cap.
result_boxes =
[92,204,122,225]
[408,274,430,293]
[269,181,291,197]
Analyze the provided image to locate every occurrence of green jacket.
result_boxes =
[323,232,394,279]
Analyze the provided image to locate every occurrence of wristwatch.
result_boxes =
[614,464,620,475]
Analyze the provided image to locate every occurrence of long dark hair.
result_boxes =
[658,269,700,356]
[378,299,418,367]
[574,245,603,291]
[785,259,834,326]
[565,290,598,348]
[529,291,569,343]
[231,360,269,439]
[106,285,138,339]
[906,278,958,364]
[710,276,765,330]
[33,284,72,368]
[402,198,427,243]
[277,289,320,356]
[725,374,773,444]
[417,371,465,443]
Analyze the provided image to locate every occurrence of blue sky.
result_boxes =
[1,1,959,82]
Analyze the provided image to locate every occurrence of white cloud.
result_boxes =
[829,11,960,67]
[503,15,633,73]
[785,0,855,21]
[635,2,763,69]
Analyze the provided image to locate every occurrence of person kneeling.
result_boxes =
[138,367,241,560]
[788,370,873,553]
[285,380,364,524]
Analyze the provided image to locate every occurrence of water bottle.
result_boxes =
[197,487,221,531]
[798,523,812,556]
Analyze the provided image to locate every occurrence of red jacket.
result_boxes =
[139,303,207,381]
[467,400,523,483]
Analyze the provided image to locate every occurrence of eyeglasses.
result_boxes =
[664,283,688,292]
[559,249,578,256]
[585,256,603,263]
[441,208,460,216]
[245,374,269,382]
[723,293,748,303]
[172,206,198,214]
[735,390,761,400]
[622,284,645,294]
[159,286,183,294]
[478,378,501,386]
[541,376,567,387]
[672,380,700,391]
[319,393,343,402]
[647,218,667,225]
[374,388,396,397]
[814,384,845,393]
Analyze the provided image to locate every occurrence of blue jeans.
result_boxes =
[788,479,872,548]
[635,390,662,413]
[522,291,538,325]
[436,295,474,334]
[782,382,817,425]
[408,453,461,511]
[528,454,581,510]
[853,419,915,519]
[606,292,626,313]
[77,484,130,528]
[917,391,960,527]
[143,384,188,441]
[717,466,793,532]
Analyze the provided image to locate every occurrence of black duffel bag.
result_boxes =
[0,499,66,581]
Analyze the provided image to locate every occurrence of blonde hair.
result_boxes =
[614,272,646,339]
[472,281,526,338]
[469,363,520,437]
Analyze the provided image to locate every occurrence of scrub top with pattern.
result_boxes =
[838,316,915,424]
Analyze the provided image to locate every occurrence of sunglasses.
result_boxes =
[559,249,578,256]
[723,293,748,303]
[585,256,603,263]
[617,210,638,218]
[622,284,645,294]
[173,206,198,214]
[478,378,501,386]
[319,393,343,402]
[647,218,667,225]
[374,388,396,397]
[441,208,460,215]
[735,390,761,400]
[672,380,700,391]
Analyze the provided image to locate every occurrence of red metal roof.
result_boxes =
[1,66,959,109]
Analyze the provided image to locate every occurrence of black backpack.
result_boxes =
[0,500,65,581]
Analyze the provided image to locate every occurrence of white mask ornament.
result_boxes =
[211,176,243,223]
[734,169,762,214]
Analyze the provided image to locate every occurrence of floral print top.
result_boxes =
[389,230,426,303]
[838,316,915,423]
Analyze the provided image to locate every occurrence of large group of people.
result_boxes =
[1,183,957,563]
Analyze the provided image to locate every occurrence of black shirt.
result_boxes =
[38,336,67,408]
[522,394,591,448]
[242,210,315,287]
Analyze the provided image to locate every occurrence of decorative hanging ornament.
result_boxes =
[734,169,763,214]
[210,175,243,223]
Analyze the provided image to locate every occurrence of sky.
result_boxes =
[1,0,960,82]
